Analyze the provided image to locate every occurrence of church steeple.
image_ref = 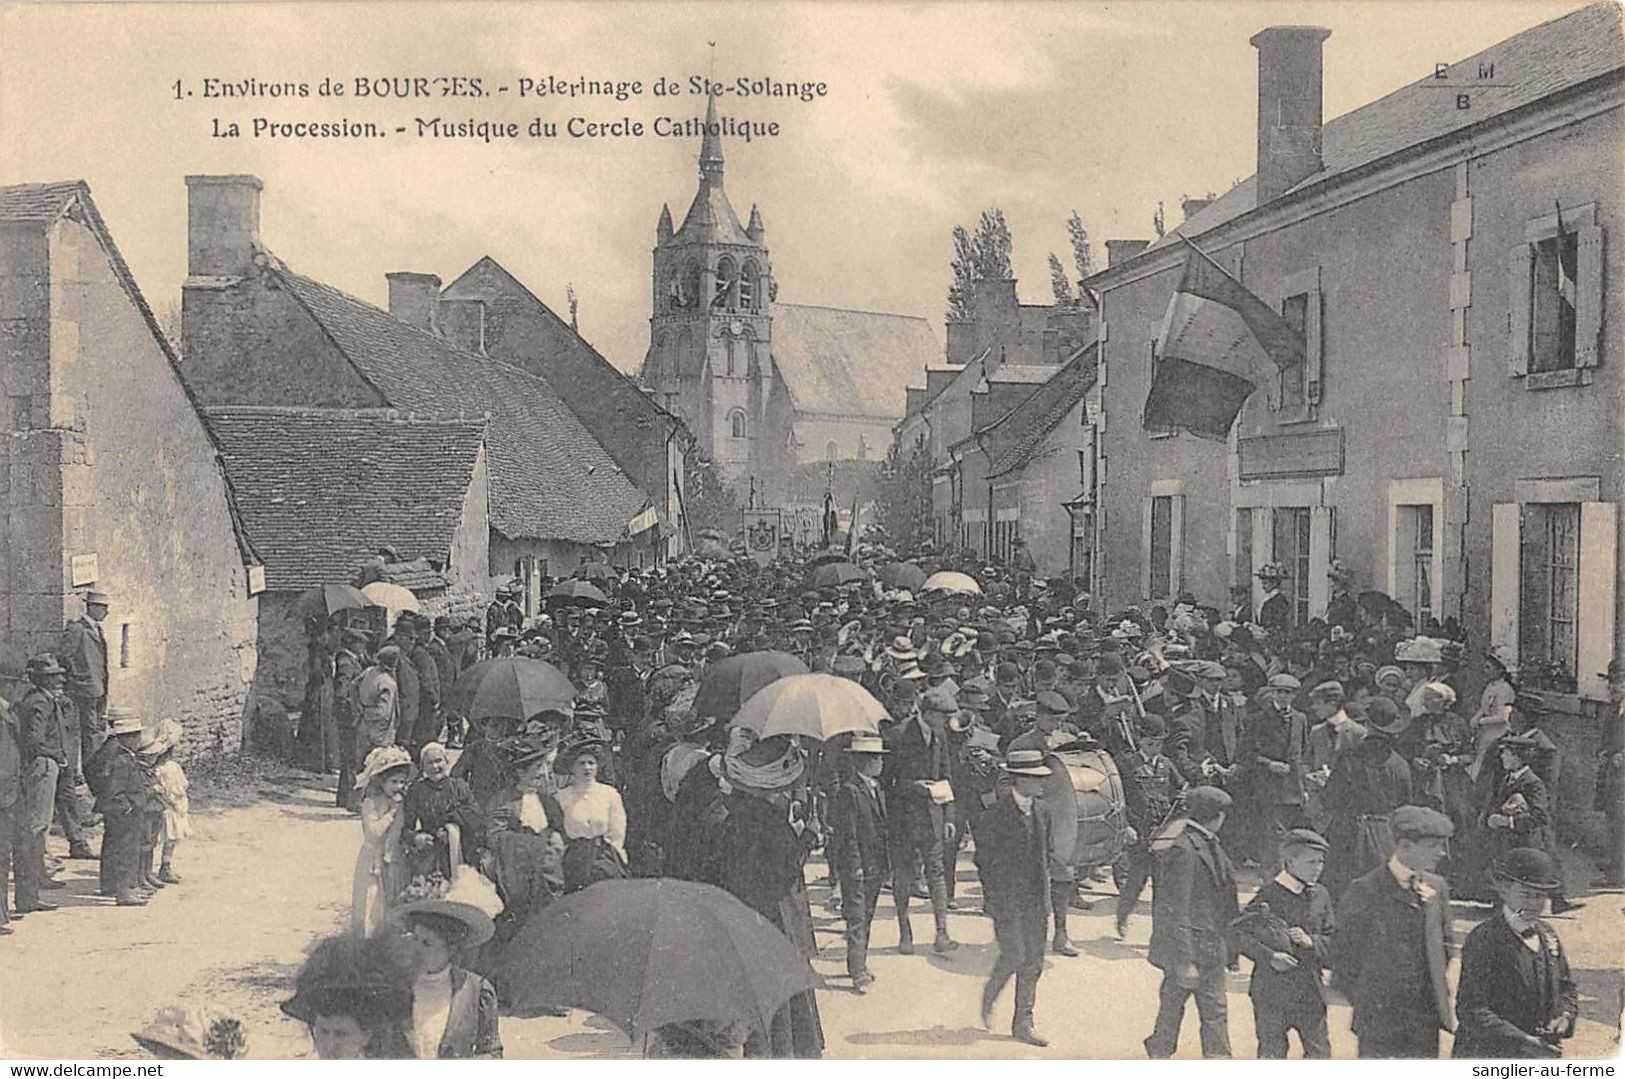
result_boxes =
[699,88,724,183]
[746,203,764,243]
[656,203,673,244]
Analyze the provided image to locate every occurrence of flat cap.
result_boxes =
[1307,680,1345,699]
[1391,804,1454,840]
[1184,785,1233,821]
[1266,673,1302,691]
[1185,660,1226,681]
[1281,828,1329,853]
[1035,691,1074,715]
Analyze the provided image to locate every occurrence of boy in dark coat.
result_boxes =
[1233,828,1335,1058]
[85,708,150,906]
[1453,847,1578,1058]
[1143,785,1239,1059]
[975,749,1054,1047]
[1333,804,1456,1058]
[830,736,890,993]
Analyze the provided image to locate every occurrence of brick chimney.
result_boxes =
[1181,196,1214,222]
[185,175,262,277]
[386,272,441,332]
[439,298,486,354]
[1106,240,1150,268]
[1251,26,1331,206]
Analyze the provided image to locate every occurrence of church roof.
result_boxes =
[269,262,653,546]
[1135,2,1622,262]
[771,302,938,419]
[206,406,484,591]
[673,178,754,246]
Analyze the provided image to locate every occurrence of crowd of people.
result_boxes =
[4,541,1621,1060]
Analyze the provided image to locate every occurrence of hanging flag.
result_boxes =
[846,491,861,558]
[1143,239,1305,440]
[821,490,838,549]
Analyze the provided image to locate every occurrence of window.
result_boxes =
[725,335,739,377]
[1530,232,1578,373]
[1142,492,1184,601]
[825,440,838,462]
[1279,293,1308,413]
[713,258,736,308]
[1234,507,1253,596]
[1146,342,1175,438]
[1273,506,1312,626]
[740,261,759,311]
[1149,496,1173,599]
[119,623,131,669]
[1274,269,1322,423]
[729,409,747,439]
[1520,502,1580,682]
[681,263,701,310]
[1396,504,1435,625]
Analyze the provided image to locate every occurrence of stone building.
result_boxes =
[639,94,935,501]
[0,181,259,754]
[205,406,490,706]
[1085,4,1621,835]
[178,175,664,612]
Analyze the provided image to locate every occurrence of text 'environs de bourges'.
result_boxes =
[184,74,830,103]
[210,114,782,143]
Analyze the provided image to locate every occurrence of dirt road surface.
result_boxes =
[2,764,1619,1059]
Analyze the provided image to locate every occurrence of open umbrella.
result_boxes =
[450,656,575,722]
[732,673,887,741]
[360,581,419,632]
[575,561,616,582]
[695,651,808,721]
[807,547,852,568]
[878,561,927,592]
[488,878,821,1040]
[547,580,608,607]
[808,561,867,589]
[921,570,982,597]
[295,583,371,621]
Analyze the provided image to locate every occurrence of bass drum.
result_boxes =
[1038,746,1130,869]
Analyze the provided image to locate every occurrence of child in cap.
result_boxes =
[1233,828,1334,1058]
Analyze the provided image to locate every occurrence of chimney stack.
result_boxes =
[1180,197,1214,222]
[386,272,441,333]
[439,298,486,354]
[185,174,262,278]
[1106,240,1150,268]
[1251,26,1331,206]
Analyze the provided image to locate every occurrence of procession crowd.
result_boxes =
[3,543,1621,1061]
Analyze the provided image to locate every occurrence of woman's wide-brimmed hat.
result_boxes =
[131,1006,250,1060]
[723,731,806,794]
[393,872,503,950]
[137,718,185,758]
[281,934,416,1026]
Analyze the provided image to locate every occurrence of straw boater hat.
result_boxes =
[355,744,414,790]
[131,1006,249,1060]
[106,706,144,737]
[844,735,889,756]
[393,871,504,950]
[1000,749,1051,777]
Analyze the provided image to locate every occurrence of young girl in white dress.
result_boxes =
[352,746,413,937]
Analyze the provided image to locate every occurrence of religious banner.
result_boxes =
[741,508,782,566]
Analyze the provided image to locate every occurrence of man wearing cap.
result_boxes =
[1115,713,1186,937]
[485,584,522,646]
[1244,674,1309,867]
[1334,804,1456,1058]
[830,736,890,993]
[882,686,959,955]
[1453,848,1578,1058]
[1233,828,1334,1058]
[332,629,370,808]
[14,655,77,910]
[1305,680,1363,830]
[975,749,1055,1046]
[1144,785,1239,1059]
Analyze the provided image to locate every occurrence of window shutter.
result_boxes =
[1308,506,1334,616]
[1490,503,1521,662]
[1140,497,1154,598]
[1576,501,1617,700]
[1304,288,1324,404]
[1575,225,1605,370]
[1169,495,1186,596]
[1507,244,1533,377]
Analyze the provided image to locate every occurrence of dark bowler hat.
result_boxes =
[1281,828,1329,853]
[1493,847,1562,891]
[1391,804,1454,841]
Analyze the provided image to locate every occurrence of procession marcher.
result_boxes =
[427,618,460,749]
[282,933,416,1059]
[1115,713,1186,937]
[15,654,74,911]
[405,614,444,756]
[401,742,484,883]
[1333,804,1455,1058]
[383,616,423,757]
[1322,698,1413,897]
[882,684,959,955]
[393,875,504,1059]
[553,740,628,892]
[1142,785,1239,1060]
[333,629,369,808]
[829,735,890,993]
[353,646,402,791]
[352,746,413,938]
[1305,680,1365,831]
[1244,673,1308,867]
[1480,733,1582,913]
[1007,691,1085,954]
[84,707,150,907]
[480,740,565,970]
[1232,828,1334,1058]
[1256,564,1291,634]
[975,749,1054,1047]
[1452,847,1578,1058]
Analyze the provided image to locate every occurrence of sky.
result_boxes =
[0,0,1585,374]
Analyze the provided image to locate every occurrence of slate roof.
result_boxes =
[673,176,754,246]
[206,407,483,591]
[987,344,1099,479]
[1150,2,1623,255]
[770,302,939,419]
[270,262,653,545]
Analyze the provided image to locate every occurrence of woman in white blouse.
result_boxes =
[553,742,628,893]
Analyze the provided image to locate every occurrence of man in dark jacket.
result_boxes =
[1453,848,1577,1058]
[830,736,890,993]
[1233,828,1335,1058]
[384,615,422,754]
[14,654,74,912]
[1143,785,1239,1059]
[1244,674,1308,867]
[882,686,958,955]
[1333,804,1456,1058]
[56,591,110,755]
[332,629,368,808]
[84,708,150,906]
[975,749,1054,1047]
[405,613,443,753]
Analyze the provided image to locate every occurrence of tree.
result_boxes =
[945,209,1015,322]
[1047,253,1075,306]
[974,209,1013,279]
[1067,210,1093,283]
[1152,200,1166,239]
[946,225,978,322]
[680,447,741,538]
[873,436,934,555]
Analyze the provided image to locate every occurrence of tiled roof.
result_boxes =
[770,302,939,418]
[0,181,83,223]
[1151,2,1622,253]
[983,364,1060,387]
[271,264,652,545]
[383,558,452,592]
[987,344,1098,478]
[205,407,483,592]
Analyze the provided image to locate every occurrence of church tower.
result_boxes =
[640,92,776,487]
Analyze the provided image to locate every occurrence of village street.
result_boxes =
[2,762,1620,1062]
